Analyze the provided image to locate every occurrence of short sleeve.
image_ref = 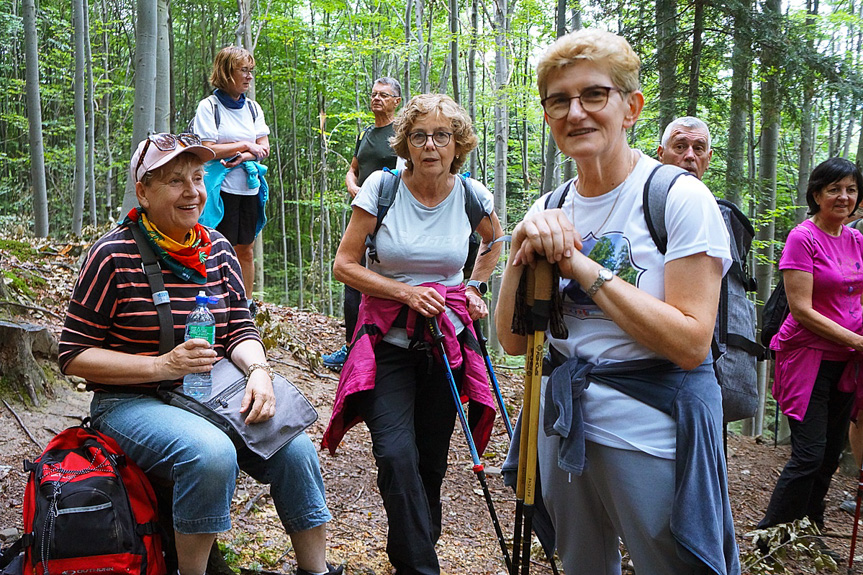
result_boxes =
[466,178,496,216]
[252,100,270,139]
[664,177,732,275]
[193,97,219,143]
[779,225,816,274]
[351,170,384,216]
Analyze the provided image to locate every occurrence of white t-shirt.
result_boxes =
[193,95,270,196]
[352,170,495,347]
[527,153,732,458]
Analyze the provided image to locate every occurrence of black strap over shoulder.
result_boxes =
[365,168,402,264]
[128,224,174,356]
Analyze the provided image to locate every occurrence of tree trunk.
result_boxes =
[121,0,158,215]
[755,0,782,358]
[795,0,817,224]
[84,0,97,227]
[155,0,171,132]
[656,0,678,132]
[22,0,48,237]
[489,0,509,351]
[685,0,704,116]
[449,0,459,103]
[73,0,86,235]
[725,0,752,208]
[0,321,59,407]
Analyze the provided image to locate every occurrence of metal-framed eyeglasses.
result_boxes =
[540,86,622,119]
[135,132,202,181]
[408,131,453,148]
[370,91,398,100]
[238,67,255,77]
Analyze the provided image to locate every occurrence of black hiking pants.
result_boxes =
[759,360,853,529]
[355,341,458,575]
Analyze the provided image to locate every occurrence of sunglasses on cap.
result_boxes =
[135,132,203,182]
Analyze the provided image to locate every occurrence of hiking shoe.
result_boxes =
[322,345,348,371]
[296,562,343,575]
[841,499,858,515]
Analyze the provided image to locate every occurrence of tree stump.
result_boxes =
[0,320,57,406]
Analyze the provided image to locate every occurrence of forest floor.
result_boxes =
[0,234,861,574]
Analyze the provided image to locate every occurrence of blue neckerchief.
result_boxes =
[213,88,246,110]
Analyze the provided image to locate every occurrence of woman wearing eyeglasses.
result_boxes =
[323,93,503,574]
[495,30,739,574]
[192,45,270,313]
[59,134,341,575]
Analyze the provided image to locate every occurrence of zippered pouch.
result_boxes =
[159,359,318,459]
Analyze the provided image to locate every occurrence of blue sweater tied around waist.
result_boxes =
[502,349,740,575]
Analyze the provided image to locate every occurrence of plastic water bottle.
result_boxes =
[183,291,217,399]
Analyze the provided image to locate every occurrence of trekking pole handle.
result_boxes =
[428,316,445,344]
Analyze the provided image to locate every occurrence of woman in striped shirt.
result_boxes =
[59,133,340,575]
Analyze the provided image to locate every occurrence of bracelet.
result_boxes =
[246,362,274,379]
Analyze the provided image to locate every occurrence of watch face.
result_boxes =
[468,281,487,295]
[599,268,613,281]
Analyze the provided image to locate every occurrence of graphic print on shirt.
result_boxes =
[560,231,645,320]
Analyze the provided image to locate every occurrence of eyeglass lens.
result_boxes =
[371,92,395,99]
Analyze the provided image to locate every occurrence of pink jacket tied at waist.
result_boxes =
[771,320,863,421]
[322,283,496,455]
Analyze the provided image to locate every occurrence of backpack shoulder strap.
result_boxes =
[544,179,575,210]
[364,169,401,264]
[249,99,258,123]
[459,175,490,232]
[209,94,221,130]
[643,164,692,255]
[128,224,174,355]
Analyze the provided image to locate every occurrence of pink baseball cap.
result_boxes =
[130,133,215,182]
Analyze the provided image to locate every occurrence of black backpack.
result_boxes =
[364,169,490,275]
[760,276,789,352]
[544,164,762,422]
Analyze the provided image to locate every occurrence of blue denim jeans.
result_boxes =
[90,391,332,534]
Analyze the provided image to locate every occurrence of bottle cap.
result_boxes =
[195,291,208,305]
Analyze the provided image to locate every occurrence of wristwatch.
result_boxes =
[585,267,614,298]
[466,280,488,296]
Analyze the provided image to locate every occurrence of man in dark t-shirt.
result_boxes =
[324,77,402,370]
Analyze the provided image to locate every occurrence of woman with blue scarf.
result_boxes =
[193,45,270,314]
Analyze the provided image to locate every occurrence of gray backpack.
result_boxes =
[545,164,763,423]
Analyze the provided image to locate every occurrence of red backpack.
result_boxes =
[17,425,166,575]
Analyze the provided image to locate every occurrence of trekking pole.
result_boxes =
[511,266,536,575]
[473,319,514,440]
[428,316,512,573]
[519,260,553,575]
[849,464,863,570]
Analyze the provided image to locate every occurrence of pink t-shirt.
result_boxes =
[780,219,863,335]
[771,219,863,420]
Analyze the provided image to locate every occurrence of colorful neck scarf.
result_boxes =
[214,88,246,110]
[125,207,212,284]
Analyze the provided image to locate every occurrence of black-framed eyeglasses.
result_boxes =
[370,91,397,100]
[135,132,202,182]
[408,131,453,148]
[540,86,622,119]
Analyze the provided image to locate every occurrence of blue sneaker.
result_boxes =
[322,344,348,371]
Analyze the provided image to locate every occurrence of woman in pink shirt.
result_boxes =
[759,157,863,535]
